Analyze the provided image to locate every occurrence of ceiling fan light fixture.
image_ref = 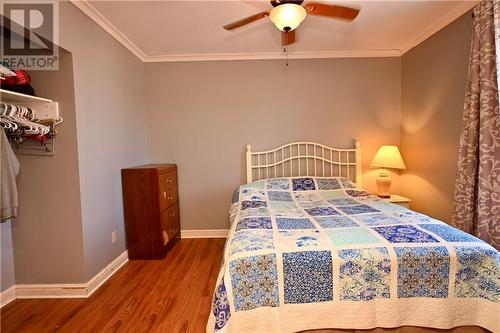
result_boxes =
[269,3,306,32]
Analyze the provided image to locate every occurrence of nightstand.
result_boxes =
[383,194,411,209]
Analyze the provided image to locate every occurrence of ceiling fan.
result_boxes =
[223,0,360,46]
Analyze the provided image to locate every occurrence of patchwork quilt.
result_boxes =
[207,177,500,333]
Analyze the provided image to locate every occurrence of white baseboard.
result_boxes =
[181,229,229,238]
[0,285,16,307]
[86,251,128,297]
[15,283,88,299]
[2,251,128,306]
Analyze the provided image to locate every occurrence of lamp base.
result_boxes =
[375,169,391,198]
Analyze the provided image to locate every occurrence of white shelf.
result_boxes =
[0,89,53,103]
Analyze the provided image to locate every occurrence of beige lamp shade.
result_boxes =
[269,4,307,32]
[370,145,406,170]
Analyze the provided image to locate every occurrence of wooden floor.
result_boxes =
[1,238,225,333]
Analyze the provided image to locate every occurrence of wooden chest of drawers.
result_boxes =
[121,164,180,259]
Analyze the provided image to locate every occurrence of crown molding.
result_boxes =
[143,49,401,62]
[69,1,400,62]
[69,0,146,61]
[70,0,476,63]
[400,1,478,54]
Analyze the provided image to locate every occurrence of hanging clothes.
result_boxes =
[1,129,20,222]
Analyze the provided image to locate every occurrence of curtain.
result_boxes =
[452,1,500,250]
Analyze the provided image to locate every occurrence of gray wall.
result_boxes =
[6,2,149,285]
[12,50,86,285]
[59,2,148,280]
[145,58,402,230]
[400,11,473,223]
[1,223,15,291]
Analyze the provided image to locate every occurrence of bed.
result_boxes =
[207,141,500,333]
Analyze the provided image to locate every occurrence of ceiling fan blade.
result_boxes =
[282,30,296,46]
[223,11,269,30]
[304,3,359,21]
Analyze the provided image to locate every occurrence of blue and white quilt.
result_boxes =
[207,177,500,333]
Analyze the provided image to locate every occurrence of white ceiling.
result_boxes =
[73,1,476,62]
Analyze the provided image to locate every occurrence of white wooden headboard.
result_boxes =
[246,141,362,187]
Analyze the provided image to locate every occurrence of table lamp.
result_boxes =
[369,145,406,198]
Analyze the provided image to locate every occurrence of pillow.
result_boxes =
[315,177,357,190]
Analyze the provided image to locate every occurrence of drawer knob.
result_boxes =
[169,212,175,217]
[168,195,174,200]
[167,178,173,183]
[163,191,167,199]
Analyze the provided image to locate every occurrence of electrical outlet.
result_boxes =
[112,230,117,244]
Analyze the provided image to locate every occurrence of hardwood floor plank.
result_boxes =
[1,239,226,333]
